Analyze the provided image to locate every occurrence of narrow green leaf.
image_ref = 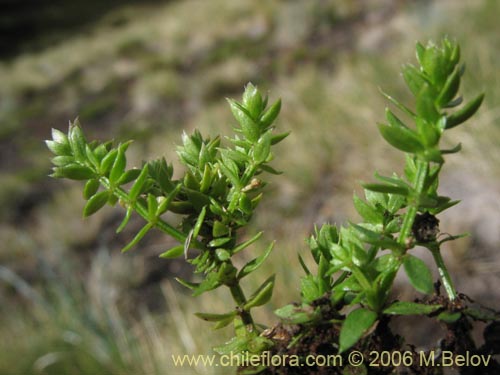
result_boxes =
[362,183,409,196]
[51,128,69,145]
[403,255,434,294]
[270,130,290,145]
[156,183,182,216]
[228,99,260,142]
[159,244,184,259]
[464,307,499,321]
[83,179,100,200]
[116,207,132,233]
[213,316,237,330]
[445,93,484,129]
[117,169,141,186]
[52,164,95,180]
[175,277,199,290]
[351,224,402,252]
[259,164,283,175]
[436,65,461,107]
[85,144,100,169]
[213,337,250,356]
[253,133,271,164]
[339,308,378,353]
[147,194,158,220]
[242,82,263,119]
[109,145,126,185]
[301,275,321,303]
[378,124,424,153]
[68,122,87,162]
[213,221,230,238]
[100,149,118,175]
[199,164,214,194]
[46,140,72,156]
[260,98,281,128]
[208,237,231,248]
[122,223,153,253]
[192,206,207,238]
[438,311,461,323]
[238,193,252,215]
[298,254,311,275]
[129,165,149,201]
[83,191,109,217]
[50,155,74,166]
[219,159,240,189]
[274,304,321,324]
[238,241,275,279]
[416,118,440,147]
[441,143,462,155]
[215,249,231,261]
[353,193,383,224]
[243,275,275,310]
[402,64,428,96]
[383,301,441,315]
[195,311,237,323]
[168,201,194,214]
[415,41,426,66]
[379,89,416,119]
[192,272,221,296]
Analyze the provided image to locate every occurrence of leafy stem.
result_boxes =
[47,83,286,354]
[98,176,191,246]
[399,159,429,248]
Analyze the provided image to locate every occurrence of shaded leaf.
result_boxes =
[438,311,462,323]
[383,301,441,315]
[339,308,378,353]
[403,255,434,294]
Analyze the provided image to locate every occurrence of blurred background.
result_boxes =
[1,0,499,374]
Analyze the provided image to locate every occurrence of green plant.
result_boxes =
[47,82,286,354]
[274,38,486,353]
[47,38,497,372]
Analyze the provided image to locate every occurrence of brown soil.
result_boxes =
[240,293,500,375]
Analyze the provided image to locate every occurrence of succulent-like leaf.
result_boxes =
[83,179,100,200]
[83,191,109,217]
[52,164,95,180]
